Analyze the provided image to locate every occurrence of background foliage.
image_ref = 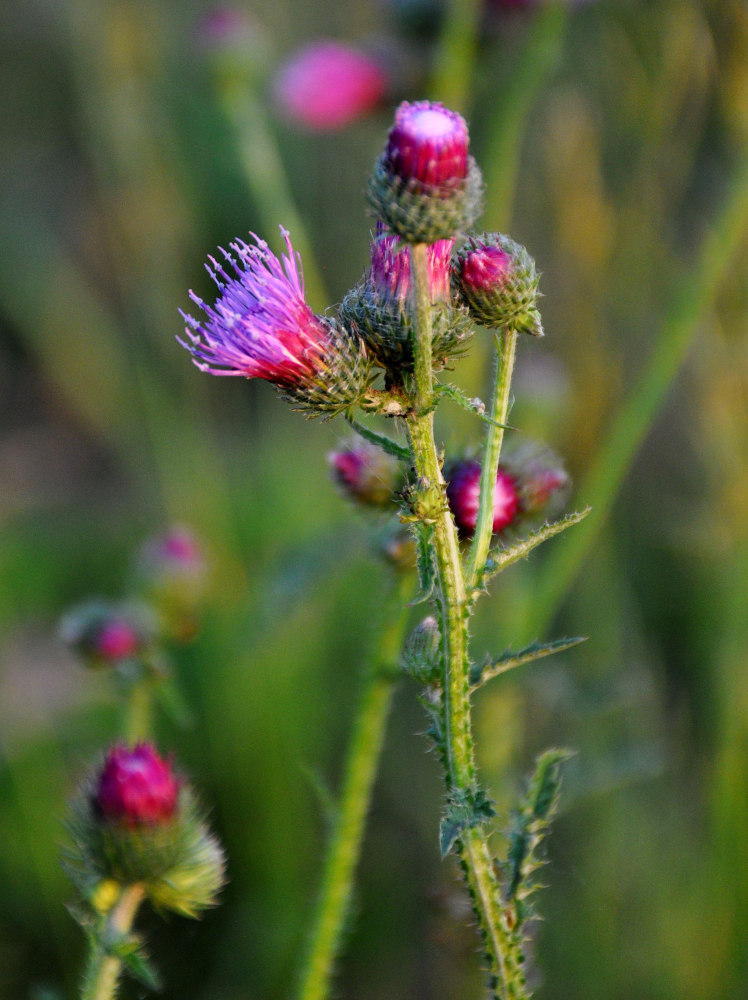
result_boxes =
[1,0,747,998]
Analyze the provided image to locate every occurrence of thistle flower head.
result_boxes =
[384,101,469,192]
[502,441,571,518]
[367,100,484,243]
[446,459,519,537]
[95,744,179,828]
[60,599,155,669]
[134,526,209,642]
[273,41,387,131]
[67,746,225,915]
[328,437,401,508]
[454,232,543,336]
[180,229,370,414]
[340,226,472,372]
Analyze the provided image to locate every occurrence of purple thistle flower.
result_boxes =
[181,229,371,414]
[181,229,333,386]
[369,227,454,310]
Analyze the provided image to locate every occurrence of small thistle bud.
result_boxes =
[66,744,225,917]
[377,525,417,571]
[273,41,387,131]
[502,441,571,520]
[95,744,179,828]
[341,226,472,372]
[180,228,372,416]
[134,526,208,642]
[402,614,441,683]
[60,600,156,669]
[367,100,484,243]
[328,437,402,508]
[454,233,543,336]
[446,459,519,537]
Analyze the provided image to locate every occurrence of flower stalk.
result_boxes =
[465,327,517,592]
[406,245,523,998]
[81,883,145,1000]
[297,574,412,1000]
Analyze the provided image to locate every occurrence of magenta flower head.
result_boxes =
[368,101,484,243]
[95,743,179,829]
[454,232,543,336]
[341,225,471,373]
[446,459,519,537]
[273,41,387,131]
[328,437,402,508]
[67,745,225,916]
[502,441,571,519]
[60,599,155,669]
[134,526,208,642]
[180,228,371,415]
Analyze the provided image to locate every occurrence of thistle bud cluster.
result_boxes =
[179,100,544,410]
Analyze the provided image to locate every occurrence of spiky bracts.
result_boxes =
[180,228,372,415]
[367,101,484,243]
[454,233,543,337]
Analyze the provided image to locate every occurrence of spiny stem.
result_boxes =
[81,884,145,1000]
[296,575,412,1000]
[407,244,518,998]
[465,327,518,593]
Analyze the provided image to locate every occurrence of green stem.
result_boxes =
[81,884,145,1000]
[406,247,522,998]
[296,575,412,1000]
[124,677,154,744]
[465,328,518,592]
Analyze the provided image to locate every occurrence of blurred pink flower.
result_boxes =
[273,41,387,130]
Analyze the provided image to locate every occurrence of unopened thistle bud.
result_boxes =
[60,600,156,669]
[66,744,225,918]
[402,614,441,683]
[446,459,519,537]
[454,233,543,337]
[134,526,208,642]
[328,437,402,508]
[502,441,571,519]
[180,228,372,416]
[367,101,483,243]
[341,226,472,372]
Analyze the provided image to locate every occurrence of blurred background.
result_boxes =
[1,0,747,997]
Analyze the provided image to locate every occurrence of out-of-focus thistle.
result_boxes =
[446,459,519,537]
[179,228,372,415]
[454,233,543,337]
[367,100,484,243]
[328,437,403,508]
[60,600,156,671]
[64,744,225,999]
[134,526,209,643]
[273,40,387,130]
[66,743,225,914]
[341,225,472,371]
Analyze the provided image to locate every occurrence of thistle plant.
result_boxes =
[178,99,587,999]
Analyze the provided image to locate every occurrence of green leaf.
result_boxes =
[470,636,587,688]
[439,787,496,858]
[482,507,591,583]
[504,749,571,927]
[111,936,162,991]
[410,522,437,605]
[435,382,513,429]
[344,412,411,461]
